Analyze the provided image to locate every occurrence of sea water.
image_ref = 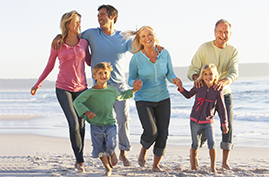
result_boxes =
[0,78,268,148]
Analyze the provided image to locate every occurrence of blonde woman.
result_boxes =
[127,26,182,172]
[31,10,91,172]
[177,63,229,173]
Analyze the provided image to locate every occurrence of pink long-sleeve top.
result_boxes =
[34,38,91,92]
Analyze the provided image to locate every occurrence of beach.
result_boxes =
[1,115,269,177]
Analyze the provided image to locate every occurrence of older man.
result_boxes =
[187,19,239,170]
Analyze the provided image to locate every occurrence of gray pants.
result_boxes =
[109,83,131,151]
[56,87,86,163]
[135,98,171,156]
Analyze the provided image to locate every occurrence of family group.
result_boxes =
[31,4,238,176]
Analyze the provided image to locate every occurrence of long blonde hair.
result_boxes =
[123,26,159,54]
[60,10,81,48]
[196,63,219,85]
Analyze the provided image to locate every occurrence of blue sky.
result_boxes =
[1,0,268,81]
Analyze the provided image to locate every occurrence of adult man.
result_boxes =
[52,5,133,166]
[187,19,239,170]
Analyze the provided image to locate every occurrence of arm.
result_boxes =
[31,48,58,95]
[165,50,177,83]
[115,89,134,101]
[83,40,91,67]
[178,87,197,99]
[226,48,239,84]
[73,90,93,117]
[128,55,138,87]
[213,50,238,91]
[187,46,203,81]
[217,90,229,132]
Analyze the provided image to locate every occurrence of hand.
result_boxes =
[172,77,182,89]
[85,111,96,120]
[51,35,63,50]
[155,45,164,53]
[194,80,203,88]
[133,79,143,92]
[213,78,229,91]
[30,86,38,96]
[222,126,229,134]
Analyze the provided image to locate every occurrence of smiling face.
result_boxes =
[97,8,114,28]
[93,69,111,85]
[68,15,81,35]
[214,23,231,49]
[202,68,217,88]
[139,28,155,48]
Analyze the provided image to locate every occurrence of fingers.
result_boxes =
[30,86,38,95]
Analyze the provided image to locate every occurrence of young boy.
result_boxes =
[73,62,142,176]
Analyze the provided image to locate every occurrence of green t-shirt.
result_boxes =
[73,85,133,126]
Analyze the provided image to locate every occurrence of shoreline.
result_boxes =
[0,134,268,176]
[1,114,268,149]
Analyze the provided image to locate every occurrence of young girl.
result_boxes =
[177,63,229,173]
[73,62,142,176]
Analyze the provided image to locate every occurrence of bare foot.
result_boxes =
[189,149,199,168]
[110,152,118,167]
[222,163,231,170]
[189,149,198,170]
[102,169,112,176]
[138,146,147,167]
[75,162,85,172]
[211,167,222,174]
[107,156,113,168]
[119,154,131,166]
[152,166,164,172]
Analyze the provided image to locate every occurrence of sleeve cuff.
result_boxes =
[177,87,184,92]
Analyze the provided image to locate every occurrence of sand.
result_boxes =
[0,115,269,176]
[0,134,268,177]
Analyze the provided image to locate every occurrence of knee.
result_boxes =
[144,128,158,142]
[208,140,216,149]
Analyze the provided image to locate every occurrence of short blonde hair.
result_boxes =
[197,63,219,85]
[60,10,81,48]
[123,26,159,54]
[92,62,113,75]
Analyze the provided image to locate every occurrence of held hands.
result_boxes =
[30,86,38,96]
[85,111,96,120]
[172,77,182,89]
[133,79,143,92]
[222,126,229,134]
[51,35,63,50]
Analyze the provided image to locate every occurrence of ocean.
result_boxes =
[0,78,268,148]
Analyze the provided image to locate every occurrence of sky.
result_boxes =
[1,0,268,81]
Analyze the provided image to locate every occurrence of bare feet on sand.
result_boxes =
[189,149,198,170]
[119,150,131,166]
[152,166,165,172]
[110,152,118,167]
[222,163,231,170]
[103,169,112,176]
[138,147,147,167]
[75,162,85,172]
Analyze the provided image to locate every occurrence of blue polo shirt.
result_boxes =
[82,28,132,84]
